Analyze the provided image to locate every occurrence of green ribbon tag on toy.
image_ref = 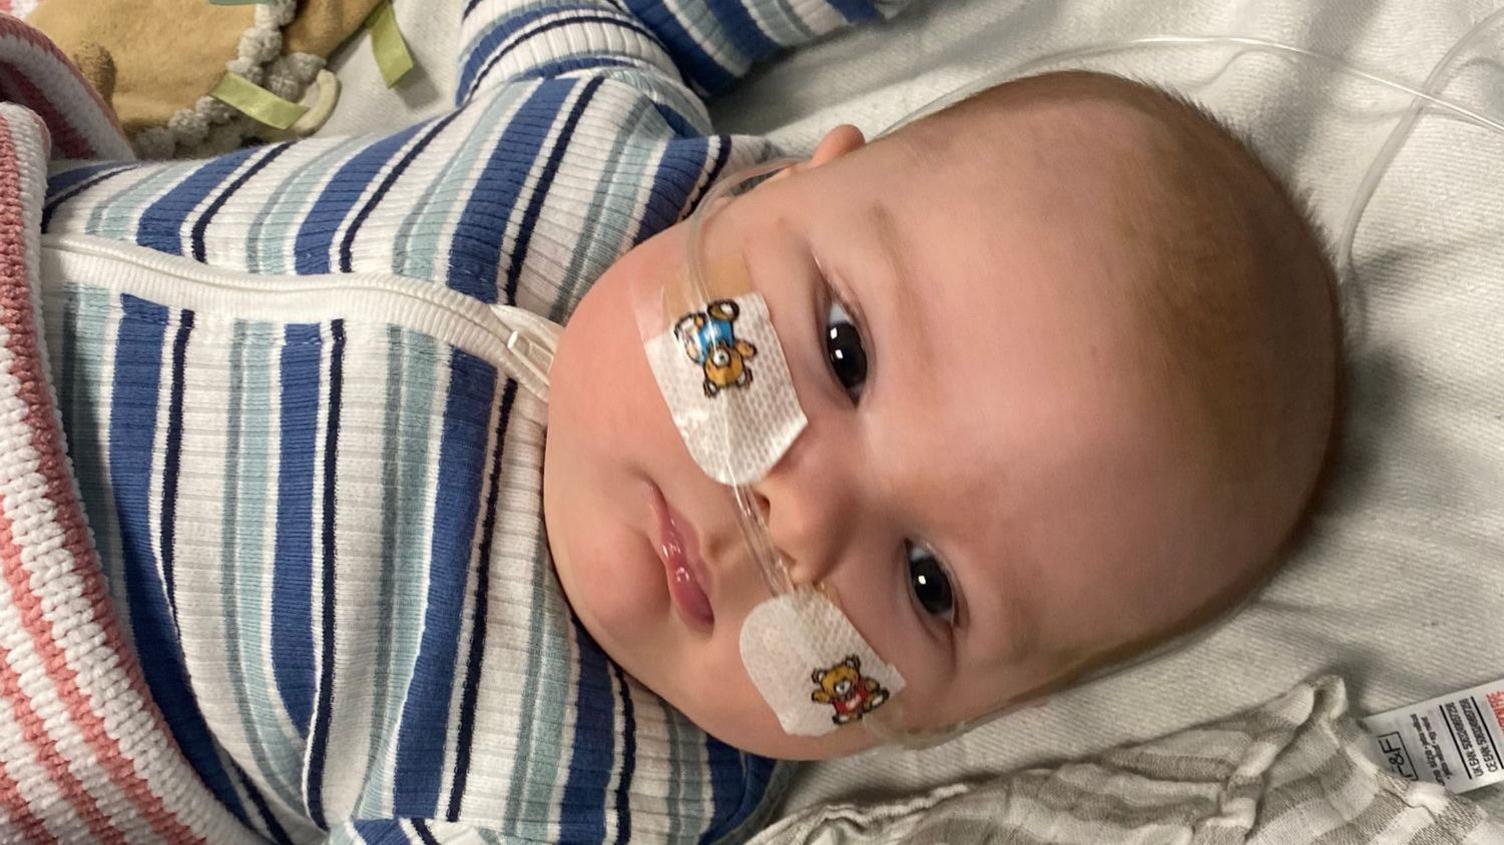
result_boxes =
[210,73,309,130]
[367,0,414,88]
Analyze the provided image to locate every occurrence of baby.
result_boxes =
[549,70,1341,761]
[5,1,1336,843]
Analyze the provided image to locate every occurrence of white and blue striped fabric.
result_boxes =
[37,0,910,842]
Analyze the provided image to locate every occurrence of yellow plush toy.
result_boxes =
[30,0,403,158]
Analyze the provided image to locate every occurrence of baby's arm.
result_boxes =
[457,0,914,109]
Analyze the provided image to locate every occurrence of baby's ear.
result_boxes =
[771,125,866,182]
[809,124,865,166]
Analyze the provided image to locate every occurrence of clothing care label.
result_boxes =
[1361,677,1504,794]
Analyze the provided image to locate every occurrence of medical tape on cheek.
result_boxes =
[642,258,806,485]
[739,590,906,737]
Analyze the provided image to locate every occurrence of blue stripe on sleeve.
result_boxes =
[191,142,292,263]
[412,820,441,845]
[700,737,738,844]
[447,80,570,303]
[136,148,259,257]
[351,819,416,843]
[110,295,249,827]
[503,77,604,304]
[560,619,615,844]
[637,135,715,243]
[650,102,702,140]
[686,136,732,217]
[294,123,427,275]
[158,309,194,629]
[304,320,346,830]
[231,757,295,845]
[46,161,131,197]
[392,349,498,816]
[705,0,781,66]
[42,164,134,231]
[623,0,737,95]
[823,0,881,23]
[455,3,599,102]
[611,663,636,845]
[339,114,463,273]
[445,379,517,821]
[700,740,778,844]
[272,323,322,738]
[463,14,660,101]
[517,55,632,81]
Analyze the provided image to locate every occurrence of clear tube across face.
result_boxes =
[631,160,914,738]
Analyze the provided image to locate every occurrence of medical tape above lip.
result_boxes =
[640,255,807,485]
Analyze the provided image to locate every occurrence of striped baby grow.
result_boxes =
[0,0,913,842]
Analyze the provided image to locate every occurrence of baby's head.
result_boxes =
[544,71,1339,759]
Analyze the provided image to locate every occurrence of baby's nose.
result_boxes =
[752,465,857,588]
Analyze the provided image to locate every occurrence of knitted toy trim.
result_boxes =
[132,0,324,159]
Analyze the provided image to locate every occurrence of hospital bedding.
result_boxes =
[206,0,1504,835]
[705,0,1504,827]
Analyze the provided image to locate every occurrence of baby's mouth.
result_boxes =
[649,485,715,632]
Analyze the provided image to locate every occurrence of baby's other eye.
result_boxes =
[825,298,867,402]
[907,541,955,624]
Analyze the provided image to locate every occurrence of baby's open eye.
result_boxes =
[907,541,955,624]
[825,298,867,402]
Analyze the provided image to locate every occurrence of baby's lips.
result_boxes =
[651,485,717,626]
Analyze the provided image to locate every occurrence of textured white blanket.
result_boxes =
[750,678,1504,843]
[319,0,1504,824]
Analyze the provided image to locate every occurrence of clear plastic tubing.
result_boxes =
[875,15,1504,280]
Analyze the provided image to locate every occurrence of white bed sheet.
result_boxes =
[322,0,1504,819]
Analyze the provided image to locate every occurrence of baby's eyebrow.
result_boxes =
[852,210,949,518]
[849,200,936,386]
[867,202,917,315]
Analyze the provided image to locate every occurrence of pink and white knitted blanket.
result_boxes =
[0,14,257,843]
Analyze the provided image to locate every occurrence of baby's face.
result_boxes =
[545,117,1220,759]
